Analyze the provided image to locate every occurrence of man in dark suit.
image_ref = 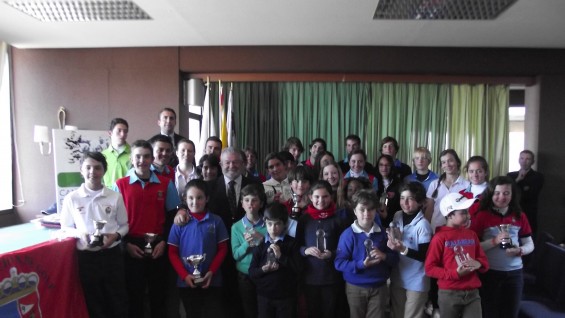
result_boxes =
[507,149,544,236]
[150,107,187,167]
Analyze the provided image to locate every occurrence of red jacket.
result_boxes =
[425,226,489,290]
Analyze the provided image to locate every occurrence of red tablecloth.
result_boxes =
[0,238,89,318]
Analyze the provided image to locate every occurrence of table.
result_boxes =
[0,223,88,317]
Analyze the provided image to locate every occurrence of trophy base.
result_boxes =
[193,277,205,286]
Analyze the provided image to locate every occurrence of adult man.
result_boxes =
[150,108,187,166]
[380,136,412,180]
[102,118,131,188]
[338,134,374,174]
[204,136,223,157]
[263,152,292,204]
[507,150,544,235]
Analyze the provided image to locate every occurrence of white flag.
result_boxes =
[227,85,236,148]
[196,85,214,162]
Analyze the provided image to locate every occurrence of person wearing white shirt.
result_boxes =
[263,152,292,204]
[59,151,129,318]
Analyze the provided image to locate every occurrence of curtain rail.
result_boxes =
[189,73,535,85]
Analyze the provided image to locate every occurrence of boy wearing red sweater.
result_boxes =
[425,193,489,318]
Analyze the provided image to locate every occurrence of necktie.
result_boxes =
[228,180,237,217]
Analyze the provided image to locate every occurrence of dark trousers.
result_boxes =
[78,245,128,318]
[304,284,338,318]
[480,269,523,318]
[258,295,295,318]
[239,272,258,318]
[179,286,225,318]
[124,251,168,318]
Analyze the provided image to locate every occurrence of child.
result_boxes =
[404,147,438,192]
[168,179,229,317]
[460,156,489,219]
[174,138,198,200]
[387,182,432,318]
[470,176,534,318]
[249,202,303,318]
[60,151,129,318]
[231,184,268,318]
[321,162,347,209]
[282,166,314,237]
[148,134,175,180]
[112,139,181,318]
[335,190,398,318]
[102,117,131,188]
[343,149,379,192]
[424,193,489,318]
[296,180,349,318]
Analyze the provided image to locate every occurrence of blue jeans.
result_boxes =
[480,269,523,318]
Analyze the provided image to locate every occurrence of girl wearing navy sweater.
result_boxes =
[296,181,349,318]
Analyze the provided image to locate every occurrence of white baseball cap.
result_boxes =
[440,193,475,216]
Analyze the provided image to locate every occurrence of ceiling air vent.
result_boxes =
[4,0,152,22]
[374,0,518,20]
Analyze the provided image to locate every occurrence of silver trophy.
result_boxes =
[379,192,389,210]
[364,238,374,259]
[88,220,107,247]
[184,254,207,285]
[316,229,326,252]
[498,224,514,249]
[144,233,157,257]
[245,226,261,247]
[386,222,402,243]
[290,192,302,220]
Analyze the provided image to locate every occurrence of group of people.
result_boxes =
[59,107,544,318]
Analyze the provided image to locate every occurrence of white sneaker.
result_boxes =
[432,308,440,318]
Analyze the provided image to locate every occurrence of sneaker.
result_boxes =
[432,308,440,318]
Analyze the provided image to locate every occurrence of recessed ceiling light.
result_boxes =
[5,0,152,22]
[374,0,518,20]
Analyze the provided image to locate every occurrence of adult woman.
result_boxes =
[425,149,469,232]
[321,162,346,209]
[470,176,534,318]
[375,154,402,226]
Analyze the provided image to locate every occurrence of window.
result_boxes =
[0,47,13,211]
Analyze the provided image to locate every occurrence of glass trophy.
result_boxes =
[364,238,374,259]
[316,229,326,252]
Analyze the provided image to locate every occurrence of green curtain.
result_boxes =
[208,81,509,177]
[279,82,369,163]
[450,84,509,177]
[366,83,450,168]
